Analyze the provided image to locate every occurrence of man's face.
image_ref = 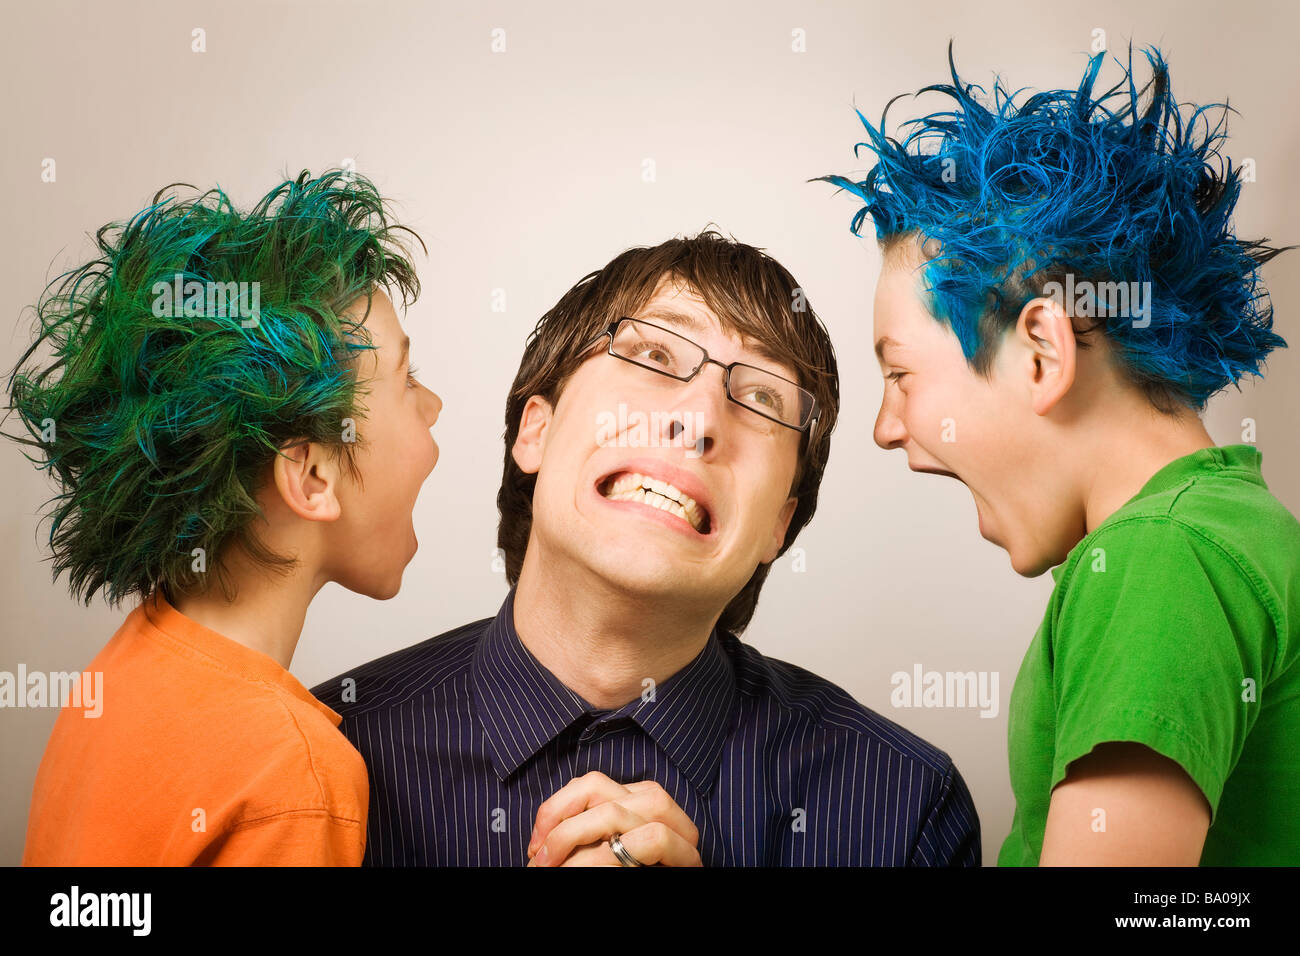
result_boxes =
[514,276,802,613]
[331,289,442,599]
[871,240,1077,576]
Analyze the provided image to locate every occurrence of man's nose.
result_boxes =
[666,361,729,457]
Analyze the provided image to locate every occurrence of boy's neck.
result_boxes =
[172,565,323,670]
[1077,405,1216,534]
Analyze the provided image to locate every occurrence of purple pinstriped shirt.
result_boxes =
[312,586,981,866]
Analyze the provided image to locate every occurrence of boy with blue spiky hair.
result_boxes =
[819,45,1300,865]
[6,170,443,865]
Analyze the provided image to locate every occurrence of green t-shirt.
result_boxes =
[998,444,1300,866]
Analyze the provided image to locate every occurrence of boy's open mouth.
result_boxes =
[598,471,712,535]
[911,464,963,483]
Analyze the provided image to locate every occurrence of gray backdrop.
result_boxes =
[2,0,1297,866]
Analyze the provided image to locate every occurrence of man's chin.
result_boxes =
[583,553,711,600]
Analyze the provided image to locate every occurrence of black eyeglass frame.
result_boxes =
[583,317,820,434]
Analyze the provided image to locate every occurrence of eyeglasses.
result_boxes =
[586,317,819,432]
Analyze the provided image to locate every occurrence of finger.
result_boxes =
[611,783,699,845]
[584,786,697,846]
[528,841,612,867]
[606,822,703,867]
[556,842,620,867]
[534,801,645,867]
[529,771,630,856]
[623,781,662,793]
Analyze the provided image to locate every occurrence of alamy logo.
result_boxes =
[595,403,707,458]
[151,273,261,327]
[890,664,999,718]
[0,666,102,717]
[50,886,150,936]
[1042,274,1152,328]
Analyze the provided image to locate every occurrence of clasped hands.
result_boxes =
[525,771,703,867]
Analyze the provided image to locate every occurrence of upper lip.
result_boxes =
[595,457,717,534]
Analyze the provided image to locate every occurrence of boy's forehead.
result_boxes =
[346,289,403,371]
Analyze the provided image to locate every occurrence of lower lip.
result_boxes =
[591,480,712,541]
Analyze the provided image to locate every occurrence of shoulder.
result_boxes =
[101,633,370,827]
[1056,496,1291,599]
[309,617,490,719]
[233,690,369,826]
[719,631,957,779]
[1054,489,1297,647]
[1085,461,1300,580]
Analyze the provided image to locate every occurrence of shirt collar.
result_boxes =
[471,586,738,793]
[1130,443,1265,500]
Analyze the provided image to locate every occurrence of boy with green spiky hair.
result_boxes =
[6,170,443,865]
[820,45,1300,864]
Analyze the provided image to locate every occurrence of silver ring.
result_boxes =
[609,832,645,867]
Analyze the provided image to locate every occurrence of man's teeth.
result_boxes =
[603,473,706,532]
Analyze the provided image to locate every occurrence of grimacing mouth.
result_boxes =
[597,471,713,535]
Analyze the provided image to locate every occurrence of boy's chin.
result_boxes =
[1005,542,1064,578]
[339,570,404,601]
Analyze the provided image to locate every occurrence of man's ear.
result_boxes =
[511,395,553,476]
[760,496,799,565]
[1015,296,1078,416]
[272,441,343,522]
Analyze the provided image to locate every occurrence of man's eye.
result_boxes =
[634,341,676,367]
[744,385,786,415]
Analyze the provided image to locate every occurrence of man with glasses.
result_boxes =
[313,230,981,866]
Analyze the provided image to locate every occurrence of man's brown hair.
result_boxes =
[497,230,839,635]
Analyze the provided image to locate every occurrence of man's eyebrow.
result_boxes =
[640,307,707,335]
[395,336,410,372]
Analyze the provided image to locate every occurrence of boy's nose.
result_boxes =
[873,403,907,450]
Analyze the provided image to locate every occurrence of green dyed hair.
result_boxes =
[4,169,423,607]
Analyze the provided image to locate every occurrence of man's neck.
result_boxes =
[512,549,720,711]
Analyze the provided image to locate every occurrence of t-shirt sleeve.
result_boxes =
[1049,516,1272,820]
[201,810,366,866]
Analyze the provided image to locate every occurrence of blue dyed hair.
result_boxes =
[817,43,1290,410]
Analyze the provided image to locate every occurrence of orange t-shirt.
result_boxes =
[23,592,368,866]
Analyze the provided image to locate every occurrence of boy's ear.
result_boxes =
[272,440,343,522]
[511,395,553,476]
[1016,296,1078,416]
[760,496,799,565]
